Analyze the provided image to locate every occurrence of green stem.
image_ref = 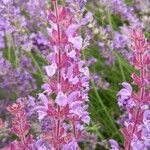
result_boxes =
[117,54,126,81]
[91,78,121,137]
[8,44,11,62]
[14,46,19,68]
[28,52,45,80]
[91,121,104,139]
[106,2,125,81]
[82,50,122,140]
[106,1,114,35]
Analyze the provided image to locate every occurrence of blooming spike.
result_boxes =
[114,29,150,150]
[36,0,91,149]
[6,102,33,150]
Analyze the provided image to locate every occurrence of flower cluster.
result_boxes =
[6,102,33,150]
[0,0,50,56]
[35,0,90,149]
[109,0,142,27]
[87,0,144,66]
[0,52,36,97]
[110,29,150,149]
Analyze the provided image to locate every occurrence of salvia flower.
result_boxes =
[36,0,90,149]
[117,82,135,110]
[109,139,120,150]
[110,29,150,149]
[6,102,33,150]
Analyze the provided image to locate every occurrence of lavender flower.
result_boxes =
[0,52,36,97]
[108,0,142,27]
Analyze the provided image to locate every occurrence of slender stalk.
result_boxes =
[54,1,62,149]
[5,33,12,62]
[106,1,114,35]
[91,79,122,136]
[117,54,126,81]
[14,46,19,68]
[73,124,76,138]
[127,54,145,150]
[106,1,126,81]
[8,44,11,62]
[28,52,45,79]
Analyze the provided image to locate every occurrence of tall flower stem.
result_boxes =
[54,0,61,149]
[106,1,126,81]
[37,1,91,148]
[112,29,150,150]
[6,102,32,149]
[127,53,145,150]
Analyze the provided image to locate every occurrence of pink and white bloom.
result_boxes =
[36,0,91,149]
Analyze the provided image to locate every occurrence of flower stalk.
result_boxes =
[110,29,150,150]
[36,0,91,149]
[7,102,33,150]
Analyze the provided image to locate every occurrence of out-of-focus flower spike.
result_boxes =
[115,28,150,149]
[6,102,33,149]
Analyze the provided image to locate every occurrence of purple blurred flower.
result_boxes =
[108,0,142,27]
[0,52,36,97]
[109,139,119,150]
[87,57,97,67]
[62,139,78,150]
[34,139,47,150]
[66,0,87,12]
[117,82,135,109]
[20,56,36,72]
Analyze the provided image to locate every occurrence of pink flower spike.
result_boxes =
[36,0,90,148]
[115,29,150,149]
[6,102,33,149]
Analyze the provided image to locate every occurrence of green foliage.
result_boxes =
[83,44,134,145]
